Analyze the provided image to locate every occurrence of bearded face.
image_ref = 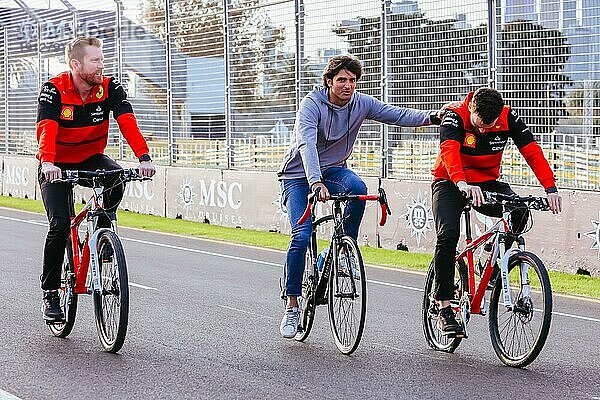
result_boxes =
[74,45,104,86]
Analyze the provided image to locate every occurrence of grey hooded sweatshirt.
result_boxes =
[277,86,437,185]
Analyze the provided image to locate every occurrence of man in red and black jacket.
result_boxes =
[430,87,562,335]
[36,36,155,322]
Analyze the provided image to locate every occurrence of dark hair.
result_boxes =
[322,55,362,87]
[472,88,505,124]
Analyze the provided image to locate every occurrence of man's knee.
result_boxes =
[48,216,70,236]
[290,224,311,248]
[436,227,460,247]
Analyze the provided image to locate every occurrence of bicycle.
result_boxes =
[280,184,391,355]
[47,168,150,353]
[422,191,553,367]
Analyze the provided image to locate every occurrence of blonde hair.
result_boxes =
[65,37,103,67]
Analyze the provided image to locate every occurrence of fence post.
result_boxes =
[164,0,174,166]
[223,0,232,170]
[487,0,497,88]
[380,0,389,179]
[115,0,125,160]
[3,28,8,155]
[295,0,304,110]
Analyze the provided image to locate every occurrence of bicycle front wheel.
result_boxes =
[49,237,78,338]
[93,230,129,353]
[422,259,467,353]
[488,251,552,368]
[328,236,366,355]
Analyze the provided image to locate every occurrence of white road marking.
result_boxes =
[551,311,600,323]
[129,282,158,290]
[0,389,22,400]
[2,213,599,324]
[121,237,281,267]
[217,304,274,320]
[367,279,425,292]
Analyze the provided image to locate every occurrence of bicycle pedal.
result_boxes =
[444,330,467,339]
[45,318,65,325]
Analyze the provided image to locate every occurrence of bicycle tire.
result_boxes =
[328,236,366,355]
[294,243,318,342]
[49,237,78,338]
[93,230,129,353]
[488,251,552,368]
[422,259,467,353]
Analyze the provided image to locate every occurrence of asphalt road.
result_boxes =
[0,207,599,400]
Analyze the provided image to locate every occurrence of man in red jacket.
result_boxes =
[36,37,155,322]
[430,87,562,335]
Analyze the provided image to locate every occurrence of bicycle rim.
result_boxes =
[488,251,552,367]
[328,236,366,355]
[49,239,78,338]
[93,230,129,353]
[422,259,466,353]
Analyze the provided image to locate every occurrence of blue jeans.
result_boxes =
[281,167,367,297]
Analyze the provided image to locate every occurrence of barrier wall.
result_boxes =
[2,156,598,275]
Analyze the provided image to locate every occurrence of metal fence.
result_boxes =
[0,0,598,190]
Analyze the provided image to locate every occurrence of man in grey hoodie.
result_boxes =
[277,55,441,339]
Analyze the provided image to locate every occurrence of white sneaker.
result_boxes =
[339,253,360,279]
[279,307,300,339]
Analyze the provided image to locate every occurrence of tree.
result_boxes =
[335,12,488,139]
[497,20,571,136]
[565,82,600,136]
[139,0,296,122]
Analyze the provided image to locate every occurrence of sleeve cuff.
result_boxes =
[429,111,441,125]
[545,186,558,194]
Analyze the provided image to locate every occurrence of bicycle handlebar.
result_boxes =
[482,191,550,211]
[53,168,150,184]
[297,186,392,226]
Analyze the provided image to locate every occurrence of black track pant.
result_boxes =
[38,154,124,290]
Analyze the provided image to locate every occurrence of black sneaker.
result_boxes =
[438,305,462,336]
[42,290,64,322]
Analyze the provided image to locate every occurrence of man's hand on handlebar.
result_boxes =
[42,162,62,182]
[138,161,156,178]
[311,182,330,202]
[547,192,562,214]
[457,181,484,207]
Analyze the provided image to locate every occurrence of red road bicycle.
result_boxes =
[48,168,149,353]
[422,191,553,367]
[280,184,391,355]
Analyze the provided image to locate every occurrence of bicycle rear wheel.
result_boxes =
[93,230,129,353]
[328,236,366,355]
[49,238,78,338]
[422,259,467,353]
[488,251,552,368]
[294,243,318,342]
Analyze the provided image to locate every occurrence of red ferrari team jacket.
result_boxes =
[431,92,556,190]
[36,71,149,164]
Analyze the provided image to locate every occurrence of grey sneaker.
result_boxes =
[279,307,300,339]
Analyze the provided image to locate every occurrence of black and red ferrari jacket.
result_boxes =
[36,71,149,164]
[431,92,556,191]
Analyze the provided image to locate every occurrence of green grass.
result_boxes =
[1,195,598,299]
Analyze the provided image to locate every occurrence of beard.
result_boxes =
[80,70,103,86]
